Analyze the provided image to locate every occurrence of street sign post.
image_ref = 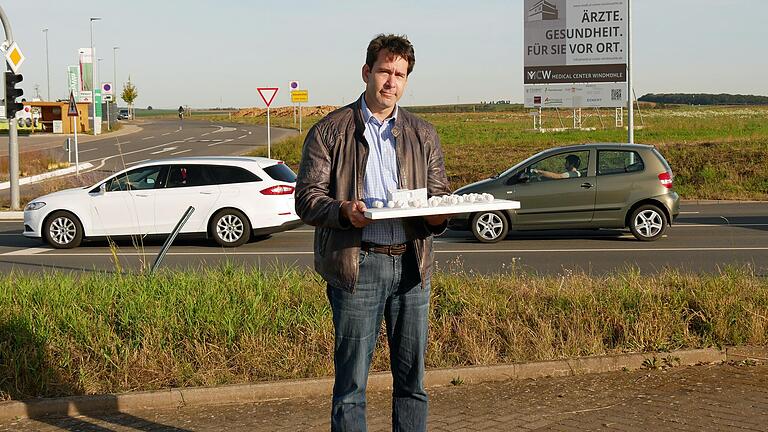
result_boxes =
[257,87,278,159]
[67,91,80,175]
[102,82,113,130]
[291,90,309,133]
[289,81,300,125]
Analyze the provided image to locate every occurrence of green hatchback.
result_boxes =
[449,143,680,242]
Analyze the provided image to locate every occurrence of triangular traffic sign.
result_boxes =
[68,92,78,117]
[257,87,279,107]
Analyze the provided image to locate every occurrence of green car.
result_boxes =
[449,143,680,243]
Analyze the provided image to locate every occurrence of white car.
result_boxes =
[23,156,303,248]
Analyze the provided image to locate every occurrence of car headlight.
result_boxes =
[24,202,46,211]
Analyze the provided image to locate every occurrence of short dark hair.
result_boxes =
[366,34,415,75]
[566,154,581,168]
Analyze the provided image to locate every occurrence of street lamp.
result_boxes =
[89,17,101,135]
[113,46,119,97]
[97,57,103,89]
[42,28,50,100]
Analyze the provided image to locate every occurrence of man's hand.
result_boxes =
[341,200,373,228]
[423,214,449,227]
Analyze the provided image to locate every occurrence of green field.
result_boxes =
[182,105,768,200]
[1,265,765,399]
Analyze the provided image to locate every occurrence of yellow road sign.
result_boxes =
[291,89,308,103]
[5,42,25,74]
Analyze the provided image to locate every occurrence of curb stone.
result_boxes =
[0,347,748,421]
[0,211,23,220]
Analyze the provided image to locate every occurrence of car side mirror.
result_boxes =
[99,183,107,195]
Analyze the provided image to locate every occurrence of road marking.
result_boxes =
[237,135,247,140]
[79,148,98,153]
[86,140,187,172]
[248,131,252,135]
[170,149,192,155]
[141,136,155,140]
[201,132,210,136]
[1,247,51,256]
[125,159,150,166]
[5,246,768,257]
[680,211,700,214]
[150,147,178,155]
[115,141,131,146]
[207,139,232,147]
[161,132,171,136]
[676,223,768,227]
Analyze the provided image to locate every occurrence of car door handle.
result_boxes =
[199,191,215,195]
[135,193,150,197]
[580,182,594,189]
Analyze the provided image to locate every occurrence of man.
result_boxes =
[295,34,451,431]
[532,154,582,179]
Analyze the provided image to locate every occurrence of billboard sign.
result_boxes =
[78,48,93,102]
[524,0,627,84]
[524,83,626,108]
[67,65,80,100]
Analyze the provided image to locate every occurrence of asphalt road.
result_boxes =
[0,119,297,204]
[1,201,766,276]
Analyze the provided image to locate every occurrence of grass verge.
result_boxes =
[181,105,768,200]
[1,265,765,399]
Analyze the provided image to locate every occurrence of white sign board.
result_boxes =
[524,0,627,84]
[524,83,626,108]
[53,120,63,134]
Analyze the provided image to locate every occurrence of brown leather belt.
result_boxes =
[360,242,409,256]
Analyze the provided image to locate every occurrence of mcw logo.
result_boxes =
[528,70,552,80]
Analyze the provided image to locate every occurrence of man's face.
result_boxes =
[362,49,409,115]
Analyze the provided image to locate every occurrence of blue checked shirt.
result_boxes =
[361,97,407,245]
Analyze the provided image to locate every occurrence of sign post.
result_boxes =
[257,87,278,159]
[291,89,309,134]
[67,92,80,175]
[289,81,299,125]
[102,82,113,131]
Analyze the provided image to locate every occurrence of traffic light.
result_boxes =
[5,72,24,118]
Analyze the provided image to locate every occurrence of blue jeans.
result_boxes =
[327,248,430,432]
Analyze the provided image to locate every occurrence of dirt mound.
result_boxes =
[233,105,338,118]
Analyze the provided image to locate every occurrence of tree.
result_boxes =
[121,76,138,119]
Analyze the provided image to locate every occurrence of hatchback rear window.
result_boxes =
[263,163,297,183]
[652,148,673,173]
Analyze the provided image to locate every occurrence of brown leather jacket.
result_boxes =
[295,95,451,292]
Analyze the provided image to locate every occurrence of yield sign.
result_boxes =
[257,87,278,107]
[67,92,78,117]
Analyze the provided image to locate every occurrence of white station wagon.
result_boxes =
[23,156,302,248]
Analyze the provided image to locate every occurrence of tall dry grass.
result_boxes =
[1,265,765,399]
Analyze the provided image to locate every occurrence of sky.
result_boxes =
[3,0,767,109]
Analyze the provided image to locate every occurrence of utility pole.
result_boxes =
[1,6,20,210]
[627,0,634,144]
[89,17,101,135]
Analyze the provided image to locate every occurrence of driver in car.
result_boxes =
[532,154,581,180]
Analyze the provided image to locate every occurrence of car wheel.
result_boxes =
[210,209,251,247]
[43,211,83,249]
[471,211,508,243]
[629,204,667,241]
